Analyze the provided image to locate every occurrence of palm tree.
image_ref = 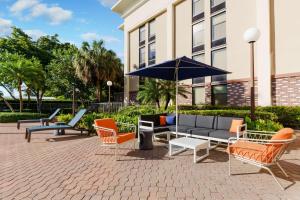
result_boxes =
[0,91,14,112]
[137,78,161,108]
[159,80,190,110]
[0,52,43,112]
[74,41,123,102]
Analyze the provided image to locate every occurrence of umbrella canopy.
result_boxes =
[127,56,230,81]
[127,56,230,137]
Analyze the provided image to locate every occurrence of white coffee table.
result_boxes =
[169,137,209,163]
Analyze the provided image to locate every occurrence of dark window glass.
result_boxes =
[211,0,225,8]
[139,47,145,67]
[148,42,156,65]
[193,22,205,48]
[149,20,155,39]
[193,0,204,17]
[212,85,227,105]
[211,13,226,43]
[192,54,205,84]
[211,48,227,82]
[139,26,145,43]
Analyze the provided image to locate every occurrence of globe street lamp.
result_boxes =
[107,81,112,112]
[243,27,260,120]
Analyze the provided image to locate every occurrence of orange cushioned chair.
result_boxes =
[227,128,296,190]
[94,118,136,160]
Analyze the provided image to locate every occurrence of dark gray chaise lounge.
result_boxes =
[139,114,246,143]
[25,109,87,143]
[17,108,61,129]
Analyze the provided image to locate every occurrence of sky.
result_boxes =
[0,0,122,97]
[0,0,123,59]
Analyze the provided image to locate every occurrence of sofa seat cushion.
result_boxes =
[153,126,171,133]
[209,130,237,140]
[190,128,214,137]
[166,125,194,133]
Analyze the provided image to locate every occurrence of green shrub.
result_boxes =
[257,106,300,129]
[0,112,47,123]
[244,117,283,131]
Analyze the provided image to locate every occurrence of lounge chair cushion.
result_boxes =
[196,116,215,129]
[101,132,135,144]
[190,128,214,137]
[271,128,294,140]
[209,130,234,140]
[166,125,193,133]
[229,119,244,133]
[179,114,196,127]
[228,141,278,164]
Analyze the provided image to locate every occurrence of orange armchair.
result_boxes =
[228,128,296,190]
[93,118,136,160]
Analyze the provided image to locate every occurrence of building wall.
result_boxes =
[115,0,300,106]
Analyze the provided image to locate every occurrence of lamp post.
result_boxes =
[107,81,112,112]
[243,27,260,120]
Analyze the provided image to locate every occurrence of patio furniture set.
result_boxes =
[93,114,296,190]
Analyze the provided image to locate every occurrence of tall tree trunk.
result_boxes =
[156,99,160,109]
[0,83,17,100]
[18,80,23,112]
[164,94,171,110]
[36,91,44,114]
[96,81,101,102]
[0,97,14,112]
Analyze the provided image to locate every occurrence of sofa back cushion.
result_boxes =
[216,116,244,130]
[179,114,196,127]
[166,115,176,125]
[196,116,215,129]
[160,116,167,126]
[229,119,244,133]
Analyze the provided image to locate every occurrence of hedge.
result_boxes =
[57,105,283,133]
[0,112,47,123]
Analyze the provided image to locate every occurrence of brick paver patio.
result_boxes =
[0,123,299,200]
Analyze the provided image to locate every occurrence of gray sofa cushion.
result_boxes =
[190,128,214,137]
[215,116,244,130]
[178,114,196,127]
[209,130,236,140]
[167,125,194,133]
[196,116,215,129]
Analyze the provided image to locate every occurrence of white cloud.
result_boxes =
[9,0,72,25]
[98,0,118,8]
[0,17,12,37]
[10,0,38,15]
[24,29,46,40]
[81,32,120,43]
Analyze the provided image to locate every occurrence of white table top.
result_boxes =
[169,137,208,149]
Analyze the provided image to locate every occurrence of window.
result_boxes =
[212,85,227,105]
[192,22,205,52]
[211,0,225,8]
[139,47,145,68]
[148,42,156,65]
[211,48,227,82]
[193,87,205,105]
[211,13,226,46]
[148,20,155,41]
[139,26,145,45]
[192,54,205,84]
[193,0,204,19]
[211,0,225,13]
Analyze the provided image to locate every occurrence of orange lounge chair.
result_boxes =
[93,118,136,160]
[228,128,296,190]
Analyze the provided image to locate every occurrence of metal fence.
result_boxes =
[89,102,124,113]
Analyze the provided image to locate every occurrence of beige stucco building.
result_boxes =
[112,0,300,106]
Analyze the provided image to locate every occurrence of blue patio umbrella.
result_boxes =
[127,56,230,137]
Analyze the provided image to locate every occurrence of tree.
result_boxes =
[74,40,123,102]
[0,52,44,112]
[159,80,190,110]
[137,78,161,108]
[0,91,14,112]
[136,79,190,110]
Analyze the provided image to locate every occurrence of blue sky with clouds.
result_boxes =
[0,0,123,60]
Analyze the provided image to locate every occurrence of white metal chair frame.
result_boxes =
[93,122,136,160]
[228,130,296,190]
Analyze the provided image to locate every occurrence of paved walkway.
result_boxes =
[0,123,299,200]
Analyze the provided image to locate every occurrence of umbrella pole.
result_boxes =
[176,61,179,138]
